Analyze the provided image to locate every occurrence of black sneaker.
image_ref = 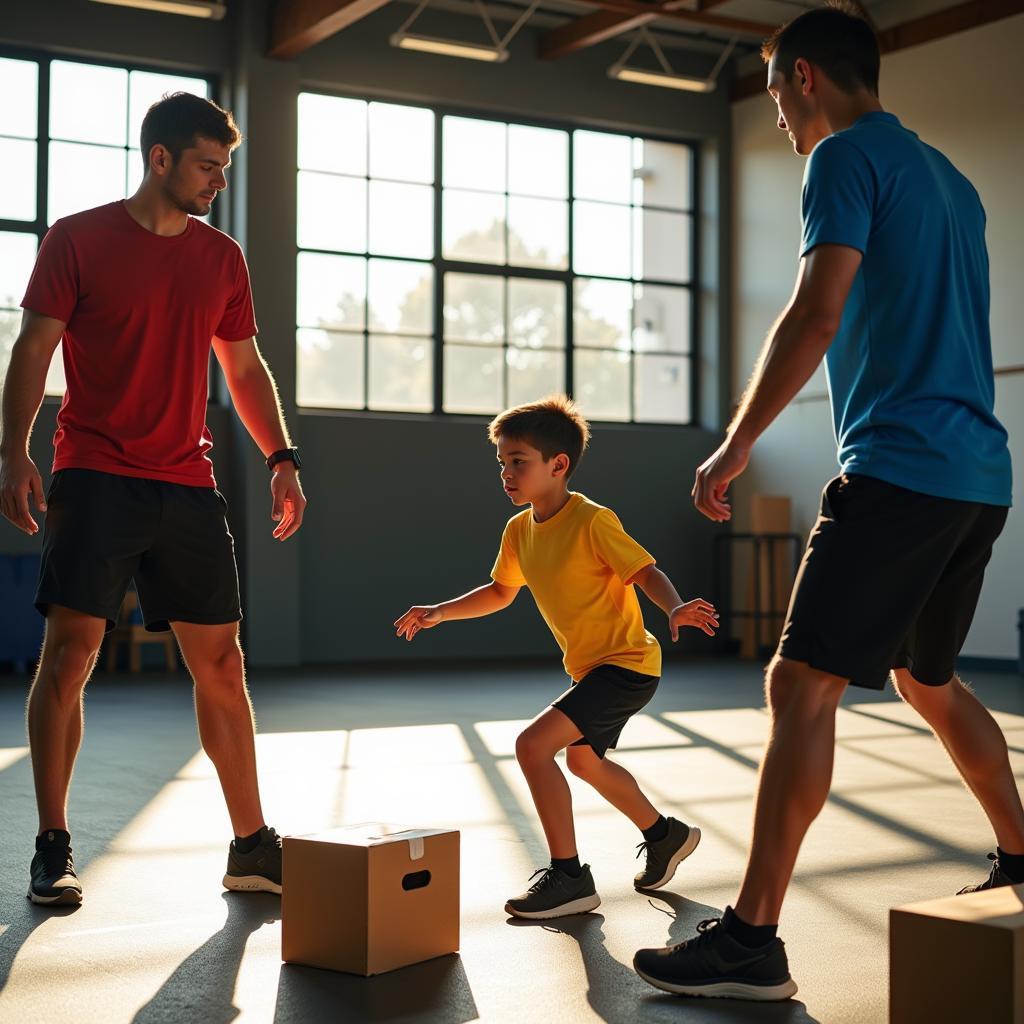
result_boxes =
[28,829,83,906]
[635,818,701,890]
[223,826,282,894]
[505,864,601,920]
[958,852,1018,894]
[633,917,798,1001]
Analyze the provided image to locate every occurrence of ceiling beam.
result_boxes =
[268,0,394,58]
[539,0,731,59]
[730,0,1024,101]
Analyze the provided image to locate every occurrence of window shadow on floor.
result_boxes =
[273,953,477,1024]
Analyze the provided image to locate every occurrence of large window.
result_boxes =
[0,50,211,395]
[296,94,696,424]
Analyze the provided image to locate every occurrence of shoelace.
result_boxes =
[667,917,722,953]
[635,841,651,860]
[39,844,75,877]
[525,867,560,893]
[958,852,1001,894]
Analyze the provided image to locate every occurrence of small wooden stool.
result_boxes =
[105,591,178,672]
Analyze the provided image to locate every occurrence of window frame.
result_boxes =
[296,88,700,427]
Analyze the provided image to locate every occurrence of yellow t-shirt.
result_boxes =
[490,492,661,681]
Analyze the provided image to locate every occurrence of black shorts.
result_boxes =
[779,474,1008,691]
[552,663,659,758]
[36,468,242,634]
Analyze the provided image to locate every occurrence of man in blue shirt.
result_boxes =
[633,6,1020,1002]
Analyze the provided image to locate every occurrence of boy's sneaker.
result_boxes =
[635,818,701,890]
[28,829,83,906]
[223,826,282,894]
[505,864,601,920]
[633,917,798,1001]
[958,852,1018,894]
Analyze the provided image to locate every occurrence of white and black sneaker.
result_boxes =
[505,864,601,920]
[635,818,701,890]
[223,826,282,894]
[28,829,83,906]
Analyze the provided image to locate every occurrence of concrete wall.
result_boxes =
[730,15,1024,660]
[1,0,731,666]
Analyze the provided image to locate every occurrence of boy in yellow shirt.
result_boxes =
[395,395,718,919]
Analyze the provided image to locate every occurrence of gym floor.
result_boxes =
[1,658,1021,1023]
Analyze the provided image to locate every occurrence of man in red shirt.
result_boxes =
[0,93,306,905]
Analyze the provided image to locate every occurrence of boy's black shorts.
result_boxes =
[779,474,1007,691]
[35,468,242,634]
[552,663,659,758]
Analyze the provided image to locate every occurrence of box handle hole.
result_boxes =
[402,870,431,891]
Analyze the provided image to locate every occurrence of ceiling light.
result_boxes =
[390,33,508,62]
[88,0,226,18]
[609,66,713,92]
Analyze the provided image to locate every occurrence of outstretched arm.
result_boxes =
[630,564,719,641]
[395,580,520,641]
[213,336,306,541]
[692,243,861,522]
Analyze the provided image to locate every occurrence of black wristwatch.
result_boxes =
[267,447,301,472]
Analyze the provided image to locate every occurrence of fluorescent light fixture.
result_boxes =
[609,66,714,92]
[390,32,508,62]
[88,0,227,18]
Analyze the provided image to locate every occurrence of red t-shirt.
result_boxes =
[22,201,257,487]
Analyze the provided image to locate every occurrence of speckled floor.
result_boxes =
[1,658,1021,1024]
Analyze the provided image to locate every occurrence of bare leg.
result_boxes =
[894,668,1024,851]
[172,622,265,838]
[515,709,586,859]
[734,656,848,926]
[565,744,660,830]
[26,605,106,833]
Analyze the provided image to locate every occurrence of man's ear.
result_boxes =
[793,57,814,95]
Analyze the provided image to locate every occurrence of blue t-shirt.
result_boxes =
[801,111,1011,506]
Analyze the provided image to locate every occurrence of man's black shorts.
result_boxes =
[779,474,1008,690]
[36,468,242,633]
[552,663,659,758]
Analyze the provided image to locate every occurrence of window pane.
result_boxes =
[369,102,433,183]
[368,258,432,334]
[573,130,631,204]
[443,344,503,414]
[299,94,366,175]
[443,117,505,192]
[369,334,432,412]
[508,278,564,349]
[297,329,364,408]
[45,343,66,396]
[48,142,126,223]
[573,202,630,279]
[574,349,630,421]
[368,181,432,259]
[0,231,37,308]
[297,172,367,252]
[0,310,20,388]
[443,273,504,344]
[633,284,690,353]
[574,278,631,350]
[129,72,208,151]
[0,139,37,221]
[633,208,690,283]
[50,61,127,146]
[632,139,690,210]
[635,353,690,423]
[0,58,39,138]
[507,348,564,407]
[443,190,505,264]
[508,197,567,270]
[297,251,365,330]
[508,125,567,199]
[127,149,145,197]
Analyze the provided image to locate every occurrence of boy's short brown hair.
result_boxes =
[488,394,591,478]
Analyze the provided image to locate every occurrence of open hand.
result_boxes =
[692,439,750,522]
[669,599,719,641]
[394,605,444,641]
[270,464,306,541]
[0,451,46,536]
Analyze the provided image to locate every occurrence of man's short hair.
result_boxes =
[762,4,880,96]
[139,92,242,166]
[488,394,592,478]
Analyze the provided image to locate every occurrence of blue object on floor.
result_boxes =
[0,554,44,672]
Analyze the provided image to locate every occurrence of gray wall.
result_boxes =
[2,0,732,666]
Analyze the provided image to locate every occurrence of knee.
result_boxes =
[191,643,245,698]
[515,730,552,769]
[566,748,599,781]
[45,639,100,702]
[894,670,957,718]
[765,657,845,721]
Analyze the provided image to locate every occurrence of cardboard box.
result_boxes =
[282,823,460,976]
[890,885,1024,1023]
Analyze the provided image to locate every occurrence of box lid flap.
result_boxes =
[892,884,1024,928]
[292,822,458,848]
